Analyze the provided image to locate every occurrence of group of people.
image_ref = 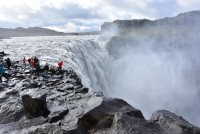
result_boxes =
[0,56,64,83]
[23,57,63,78]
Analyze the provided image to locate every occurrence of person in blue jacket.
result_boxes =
[0,64,9,83]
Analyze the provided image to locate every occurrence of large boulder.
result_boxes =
[95,112,164,134]
[64,97,163,133]
[21,89,50,119]
[150,110,200,134]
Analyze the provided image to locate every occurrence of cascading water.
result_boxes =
[0,36,110,93]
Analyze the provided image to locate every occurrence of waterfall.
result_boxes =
[1,33,200,126]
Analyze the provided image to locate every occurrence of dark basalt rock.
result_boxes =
[0,85,5,92]
[15,74,25,79]
[150,110,200,134]
[22,82,41,89]
[66,87,74,90]
[5,89,18,96]
[96,112,164,134]
[57,88,65,92]
[97,116,114,129]
[75,87,89,94]
[68,98,145,133]
[49,109,69,123]
[21,93,50,119]
[0,51,9,57]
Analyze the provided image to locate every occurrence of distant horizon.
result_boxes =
[0,26,101,33]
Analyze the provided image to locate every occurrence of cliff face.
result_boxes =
[101,10,200,57]
[101,11,200,33]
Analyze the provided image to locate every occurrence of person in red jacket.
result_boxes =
[58,61,63,71]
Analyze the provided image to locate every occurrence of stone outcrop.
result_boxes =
[48,109,69,123]
[150,110,200,134]
[66,98,165,134]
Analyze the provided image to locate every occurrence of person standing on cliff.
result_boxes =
[34,57,39,67]
[28,58,31,64]
[35,62,40,75]
[58,61,63,70]
[43,63,49,78]
[22,57,26,70]
[30,57,34,68]
[22,57,26,65]
[0,64,9,83]
[6,58,11,70]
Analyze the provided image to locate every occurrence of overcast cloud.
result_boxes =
[0,0,199,32]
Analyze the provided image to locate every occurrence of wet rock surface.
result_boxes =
[0,60,199,134]
[150,110,200,134]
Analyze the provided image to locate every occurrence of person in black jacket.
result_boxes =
[34,57,39,67]
[6,58,11,69]
[35,62,40,75]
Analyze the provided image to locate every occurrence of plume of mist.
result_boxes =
[103,25,200,126]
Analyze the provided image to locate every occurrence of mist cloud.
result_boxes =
[103,25,200,126]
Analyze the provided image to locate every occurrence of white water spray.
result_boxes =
[101,26,200,126]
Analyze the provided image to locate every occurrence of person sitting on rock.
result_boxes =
[0,64,9,83]
[50,65,56,75]
[43,63,49,78]
[6,58,11,70]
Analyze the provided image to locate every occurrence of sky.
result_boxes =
[0,0,199,33]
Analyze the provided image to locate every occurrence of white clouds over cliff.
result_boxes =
[0,0,199,32]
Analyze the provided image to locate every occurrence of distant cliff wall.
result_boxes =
[101,11,200,33]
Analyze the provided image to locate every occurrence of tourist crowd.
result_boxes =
[0,56,63,83]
